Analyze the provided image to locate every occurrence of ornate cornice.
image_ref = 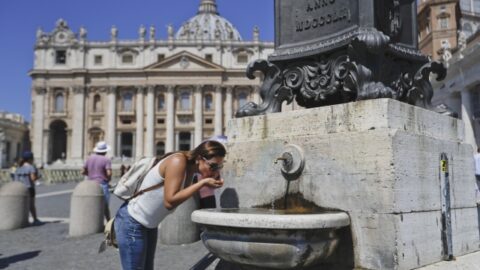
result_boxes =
[72,86,85,94]
[147,85,156,93]
[135,86,145,94]
[107,86,117,94]
[166,85,175,92]
[34,87,47,95]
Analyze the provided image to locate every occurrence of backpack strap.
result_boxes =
[128,181,164,200]
[127,158,162,201]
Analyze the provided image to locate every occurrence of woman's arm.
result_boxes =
[162,155,223,210]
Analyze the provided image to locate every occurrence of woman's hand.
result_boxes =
[201,177,224,188]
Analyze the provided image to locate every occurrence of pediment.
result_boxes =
[145,51,225,71]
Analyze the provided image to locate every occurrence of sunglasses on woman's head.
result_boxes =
[202,156,223,171]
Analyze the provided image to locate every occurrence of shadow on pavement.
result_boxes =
[189,253,242,270]
[0,250,41,269]
[29,220,61,227]
[189,252,217,270]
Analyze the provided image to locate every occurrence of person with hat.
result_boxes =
[14,151,42,225]
[82,141,113,221]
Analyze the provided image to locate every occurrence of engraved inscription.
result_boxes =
[295,7,351,32]
[306,0,336,11]
[275,0,359,58]
[296,0,351,33]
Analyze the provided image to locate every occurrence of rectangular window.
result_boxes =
[122,54,133,64]
[205,54,213,62]
[205,118,213,124]
[157,54,165,62]
[157,118,165,124]
[237,54,248,63]
[94,55,103,65]
[439,18,449,29]
[180,92,191,110]
[55,50,66,64]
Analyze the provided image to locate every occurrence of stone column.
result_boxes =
[71,86,86,164]
[135,86,144,159]
[107,86,117,157]
[146,86,155,156]
[225,86,233,126]
[461,90,477,150]
[166,85,175,152]
[175,131,180,151]
[214,85,223,135]
[194,85,203,147]
[33,87,46,166]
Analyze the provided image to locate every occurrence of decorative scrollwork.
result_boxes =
[235,27,446,118]
[353,28,390,53]
[235,58,446,118]
[235,60,292,117]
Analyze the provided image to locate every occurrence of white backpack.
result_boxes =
[113,157,161,200]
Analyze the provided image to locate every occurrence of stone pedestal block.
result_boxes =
[222,99,480,269]
[160,195,199,245]
[69,180,104,237]
[0,182,30,230]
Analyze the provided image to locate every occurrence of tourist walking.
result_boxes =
[82,141,112,221]
[114,140,226,270]
[14,151,42,225]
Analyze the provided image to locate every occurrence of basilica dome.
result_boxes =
[175,0,242,41]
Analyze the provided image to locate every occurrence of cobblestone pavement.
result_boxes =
[0,221,216,270]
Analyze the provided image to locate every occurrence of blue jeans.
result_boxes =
[100,182,110,204]
[115,203,158,270]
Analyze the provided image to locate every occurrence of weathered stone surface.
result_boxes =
[69,180,104,237]
[0,182,30,230]
[418,250,480,270]
[160,196,199,245]
[220,99,479,269]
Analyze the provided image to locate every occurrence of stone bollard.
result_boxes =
[160,195,200,244]
[69,180,104,237]
[0,182,30,230]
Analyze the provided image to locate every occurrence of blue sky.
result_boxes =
[0,0,274,122]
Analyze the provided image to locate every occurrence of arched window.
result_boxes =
[93,94,102,112]
[156,141,165,156]
[157,94,165,111]
[180,92,191,110]
[204,94,213,111]
[238,92,248,109]
[122,92,133,112]
[54,93,64,113]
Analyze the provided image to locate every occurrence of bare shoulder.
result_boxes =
[165,153,187,165]
[160,153,188,175]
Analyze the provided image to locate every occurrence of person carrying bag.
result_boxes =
[111,140,226,270]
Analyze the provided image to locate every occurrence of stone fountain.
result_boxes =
[192,1,480,269]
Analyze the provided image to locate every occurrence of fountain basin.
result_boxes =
[192,208,350,269]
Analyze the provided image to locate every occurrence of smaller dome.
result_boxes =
[175,0,242,41]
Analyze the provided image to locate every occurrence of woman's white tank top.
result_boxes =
[127,158,176,228]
